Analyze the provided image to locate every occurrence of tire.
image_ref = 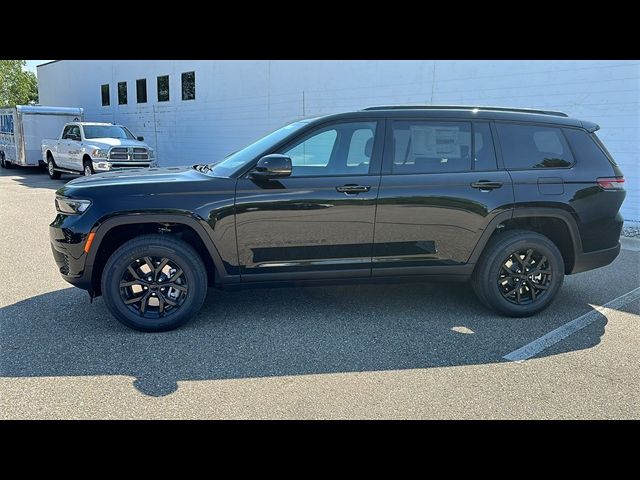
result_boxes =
[472,229,564,317]
[83,159,94,176]
[3,153,12,169]
[0,152,5,168]
[101,234,208,332]
[47,156,61,180]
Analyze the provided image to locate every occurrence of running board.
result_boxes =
[53,168,82,175]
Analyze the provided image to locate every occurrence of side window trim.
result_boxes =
[273,119,384,178]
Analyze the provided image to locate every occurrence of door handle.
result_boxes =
[471,181,503,191]
[336,184,371,194]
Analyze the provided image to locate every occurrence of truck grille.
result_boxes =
[109,147,149,161]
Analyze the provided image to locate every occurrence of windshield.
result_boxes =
[209,120,312,177]
[83,125,136,140]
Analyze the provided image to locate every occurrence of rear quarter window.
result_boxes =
[496,123,574,169]
[563,128,617,168]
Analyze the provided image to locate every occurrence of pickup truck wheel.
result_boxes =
[83,160,94,176]
[472,229,564,317]
[101,234,208,332]
[47,157,61,179]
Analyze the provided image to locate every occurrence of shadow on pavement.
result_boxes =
[0,164,77,190]
[0,282,607,397]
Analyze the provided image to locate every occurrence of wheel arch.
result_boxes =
[470,208,582,274]
[86,214,234,295]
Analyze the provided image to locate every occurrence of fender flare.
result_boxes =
[467,208,582,265]
[85,213,234,281]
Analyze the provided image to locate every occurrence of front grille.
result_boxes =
[108,147,149,161]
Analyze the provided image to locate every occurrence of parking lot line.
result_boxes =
[503,286,640,363]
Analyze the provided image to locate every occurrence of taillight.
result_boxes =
[597,177,625,190]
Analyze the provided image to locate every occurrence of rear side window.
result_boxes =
[563,128,616,167]
[391,121,472,174]
[497,123,574,169]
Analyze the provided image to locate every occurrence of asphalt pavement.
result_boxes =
[1,166,638,419]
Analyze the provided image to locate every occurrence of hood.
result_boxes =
[59,166,201,192]
[84,138,149,148]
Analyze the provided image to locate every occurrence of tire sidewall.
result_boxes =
[482,234,564,316]
[102,241,207,332]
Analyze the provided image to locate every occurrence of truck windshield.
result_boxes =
[83,125,136,140]
[208,119,312,177]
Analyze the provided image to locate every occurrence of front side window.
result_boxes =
[101,84,110,106]
[497,123,574,169]
[181,71,195,101]
[118,81,127,105]
[66,125,81,140]
[281,121,377,177]
[62,125,74,139]
[136,79,147,103]
[157,75,170,102]
[391,121,472,174]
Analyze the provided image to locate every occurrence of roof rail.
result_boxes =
[362,105,569,117]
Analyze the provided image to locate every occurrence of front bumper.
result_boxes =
[49,217,94,290]
[92,160,153,171]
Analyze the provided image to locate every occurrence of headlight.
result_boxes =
[92,149,109,159]
[55,196,92,215]
[148,149,155,159]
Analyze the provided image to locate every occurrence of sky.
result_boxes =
[25,60,54,74]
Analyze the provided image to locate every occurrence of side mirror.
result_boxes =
[251,154,292,178]
[137,136,144,141]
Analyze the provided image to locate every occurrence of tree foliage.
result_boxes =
[0,60,39,107]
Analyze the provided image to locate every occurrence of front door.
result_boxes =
[373,119,514,275]
[57,125,74,168]
[235,119,384,281]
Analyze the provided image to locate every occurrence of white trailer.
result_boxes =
[0,105,84,168]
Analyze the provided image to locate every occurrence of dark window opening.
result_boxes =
[101,84,110,106]
[497,123,575,169]
[117,81,127,105]
[136,79,147,104]
[182,71,195,101]
[157,75,170,102]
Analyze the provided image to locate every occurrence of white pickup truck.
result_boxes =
[42,122,155,179]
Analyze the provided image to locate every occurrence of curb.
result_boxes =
[620,236,640,252]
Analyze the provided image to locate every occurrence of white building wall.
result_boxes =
[37,60,640,221]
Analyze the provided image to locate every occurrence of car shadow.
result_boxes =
[0,164,77,189]
[0,282,607,397]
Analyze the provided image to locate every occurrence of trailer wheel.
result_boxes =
[1,152,12,169]
[0,152,4,168]
[47,155,61,180]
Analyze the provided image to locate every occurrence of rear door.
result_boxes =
[235,119,384,281]
[373,118,514,275]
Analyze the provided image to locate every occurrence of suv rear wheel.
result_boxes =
[101,234,208,332]
[472,229,564,317]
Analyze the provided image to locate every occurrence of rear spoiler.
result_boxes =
[581,120,600,133]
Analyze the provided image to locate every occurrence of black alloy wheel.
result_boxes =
[120,256,189,318]
[498,248,552,305]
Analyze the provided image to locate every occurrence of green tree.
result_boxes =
[0,60,38,107]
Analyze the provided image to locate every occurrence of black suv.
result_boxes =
[50,106,626,331]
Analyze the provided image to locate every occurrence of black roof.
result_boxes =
[305,105,599,132]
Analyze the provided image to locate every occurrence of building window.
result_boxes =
[157,75,170,102]
[101,84,110,106]
[118,81,128,105]
[136,79,147,104]
[181,71,195,101]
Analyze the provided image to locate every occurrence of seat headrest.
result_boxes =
[364,137,374,158]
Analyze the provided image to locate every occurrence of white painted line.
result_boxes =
[620,237,640,252]
[503,286,640,362]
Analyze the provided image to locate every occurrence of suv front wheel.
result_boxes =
[472,229,564,317]
[101,234,208,331]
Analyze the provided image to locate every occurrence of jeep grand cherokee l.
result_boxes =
[49,106,625,331]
